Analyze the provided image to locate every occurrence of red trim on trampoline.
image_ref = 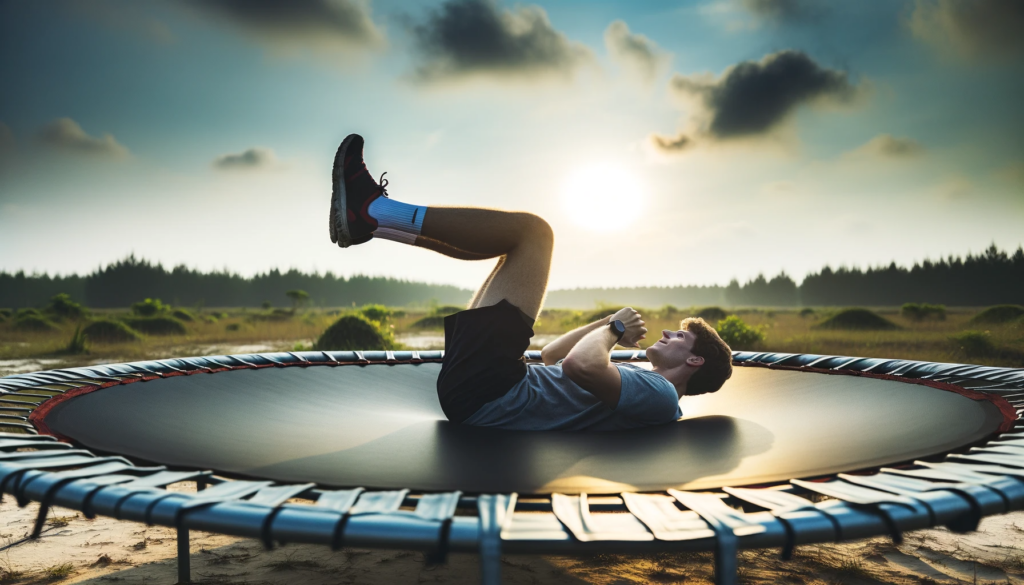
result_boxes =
[734,360,1019,433]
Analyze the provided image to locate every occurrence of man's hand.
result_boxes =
[610,307,647,348]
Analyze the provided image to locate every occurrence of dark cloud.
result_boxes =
[909,0,1024,59]
[37,118,129,158]
[410,0,591,82]
[604,20,669,85]
[213,148,277,170]
[187,0,384,52]
[856,134,925,158]
[652,50,857,152]
[739,0,822,22]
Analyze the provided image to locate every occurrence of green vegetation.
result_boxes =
[814,308,899,331]
[315,315,394,351]
[131,298,169,316]
[695,306,728,321]
[43,562,75,580]
[63,326,89,354]
[412,304,464,329]
[17,308,42,318]
[971,305,1024,325]
[286,289,310,312]
[900,302,946,321]
[360,304,392,323]
[799,307,815,317]
[45,293,88,321]
[82,320,141,343]
[949,330,997,358]
[123,316,187,336]
[171,308,195,322]
[715,316,765,349]
[14,314,57,332]
[0,308,11,322]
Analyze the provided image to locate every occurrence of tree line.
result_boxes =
[1,245,1021,309]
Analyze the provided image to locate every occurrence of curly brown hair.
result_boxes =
[680,317,733,395]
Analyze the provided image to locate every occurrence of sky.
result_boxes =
[1,0,1022,290]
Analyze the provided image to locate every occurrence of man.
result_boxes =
[330,134,733,431]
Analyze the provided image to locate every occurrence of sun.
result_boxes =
[561,165,645,231]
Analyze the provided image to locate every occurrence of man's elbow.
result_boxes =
[540,346,557,366]
[560,357,589,383]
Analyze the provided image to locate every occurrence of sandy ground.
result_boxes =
[5,485,1024,585]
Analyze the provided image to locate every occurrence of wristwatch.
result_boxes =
[608,319,626,342]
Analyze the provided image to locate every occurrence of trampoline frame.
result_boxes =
[2,349,1024,585]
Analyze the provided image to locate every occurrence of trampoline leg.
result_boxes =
[713,545,737,585]
[177,526,190,584]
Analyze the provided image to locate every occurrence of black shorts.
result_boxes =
[436,299,535,424]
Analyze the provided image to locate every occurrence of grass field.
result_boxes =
[2,304,1022,375]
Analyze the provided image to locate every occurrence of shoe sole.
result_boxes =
[331,134,358,248]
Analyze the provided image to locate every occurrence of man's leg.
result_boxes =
[414,208,553,319]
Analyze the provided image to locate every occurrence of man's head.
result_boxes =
[646,317,733,395]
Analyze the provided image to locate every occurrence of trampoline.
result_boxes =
[3,349,1024,585]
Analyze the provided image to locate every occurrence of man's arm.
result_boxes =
[560,308,646,408]
[540,316,610,366]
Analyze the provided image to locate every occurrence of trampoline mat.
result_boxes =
[39,363,1005,494]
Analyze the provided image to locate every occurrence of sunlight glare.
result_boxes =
[561,165,644,231]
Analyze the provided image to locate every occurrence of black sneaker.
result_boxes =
[331,134,385,248]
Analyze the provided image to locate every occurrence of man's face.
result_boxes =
[647,329,700,368]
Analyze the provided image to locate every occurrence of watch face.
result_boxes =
[611,320,626,336]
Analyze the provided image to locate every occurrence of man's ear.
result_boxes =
[686,355,705,367]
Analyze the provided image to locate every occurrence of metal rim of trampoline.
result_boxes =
[2,349,1024,585]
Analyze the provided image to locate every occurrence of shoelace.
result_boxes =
[378,172,389,197]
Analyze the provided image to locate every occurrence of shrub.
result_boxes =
[123,316,187,336]
[411,314,446,329]
[433,305,464,316]
[901,303,947,321]
[559,311,586,329]
[17,308,41,319]
[799,308,815,318]
[171,308,195,322]
[696,306,728,322]
[64,326,89,354]
[315,315,394,350]
[971,305,1024,325]
[131,298,169,317]
[814,308,899,331]
[360,304,391,323]
[660,305,681,319]
[248,308,293,322]
[949,330,997,358]
[225,323,242,332]
[83,320,141,343]
[715,315,765,349]
[46,293,89,320]
[14,314,57,332]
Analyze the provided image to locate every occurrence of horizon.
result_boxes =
[1,1,1022,290]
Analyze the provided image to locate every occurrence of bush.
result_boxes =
[14,314,57,332]
[64,326,89,354]
[248,308,293,322]
[171,308,195,322]
[360,304,391,323]
[0,308,11,319]
[17,308,42,319]
[660,305,681,319]
[315,315,394,350]
[132,298,169,317]
[123,316,187,336]
[814,308,899,331]
[46,293,89,320]
[225,323,243,332]
[715,316,765,349]
[411,314,445,329]
[949,330,997,358]
[433,305,464,317]
[799,308,815,318]
[971,305,1024,325]
[900,303,947,321]
[696,306,728,322]
[83,320,141,343]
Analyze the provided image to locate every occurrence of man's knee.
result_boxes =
[518,213,553,246]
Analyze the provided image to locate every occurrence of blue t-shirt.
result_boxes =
[463,363,682,431]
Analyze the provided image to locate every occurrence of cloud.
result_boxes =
[213,147,277,170]
[67,0,175,44]
[909,0,1024,59]
[37,118,129,158]
[409,0,592,83]
[186,0,384,53]
[853,134,925,158]
[651,50,859,153]
[739,0,822,22]
[604,20,670,85]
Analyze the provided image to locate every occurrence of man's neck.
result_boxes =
[651,365,689,398]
